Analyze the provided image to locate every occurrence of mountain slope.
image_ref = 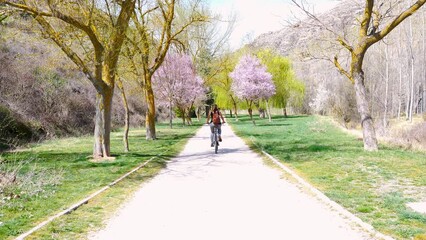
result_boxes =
[250,0,362,56]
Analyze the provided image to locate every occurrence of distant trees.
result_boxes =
[152,53,205,128]
[292,0,426,151]
[230,55,275,125]
[214,50,303,124]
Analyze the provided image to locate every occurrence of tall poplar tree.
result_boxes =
[257,49,305,117]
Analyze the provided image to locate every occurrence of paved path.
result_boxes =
[90,124,375,240]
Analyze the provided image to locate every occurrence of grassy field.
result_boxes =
[229,115,426,240]
[0,120,202,239]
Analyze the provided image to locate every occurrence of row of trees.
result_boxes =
[291,0,426,151]
[1,0,210,158]
[150,50,304,128]
[210,49,305,125]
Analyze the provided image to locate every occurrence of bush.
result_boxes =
[0,105,34,151]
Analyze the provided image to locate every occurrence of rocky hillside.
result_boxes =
[250,0,363,56]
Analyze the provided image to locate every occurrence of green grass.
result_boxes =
[229,115,426,240]
[0,120,202,239]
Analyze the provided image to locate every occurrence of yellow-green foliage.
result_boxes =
[209,54,239,109]
[257,49,305,109]
[415,234,426,240]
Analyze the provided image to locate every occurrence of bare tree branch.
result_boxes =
[334,55,353,83]
[360,0,374,37]
[370,0,426,44]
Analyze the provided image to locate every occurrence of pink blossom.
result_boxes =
[229,55,275,101]
[152,54,206,110]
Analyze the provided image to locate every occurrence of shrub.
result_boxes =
[0,105,34,151]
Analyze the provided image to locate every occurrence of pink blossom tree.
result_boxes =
[174,75,206,125]
[230,55,275,125]
[153,54,206,127]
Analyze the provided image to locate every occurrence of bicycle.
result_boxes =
[213,124,219,154]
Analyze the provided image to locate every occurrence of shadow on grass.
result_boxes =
[6,151,173,171]
[263,144,337,154]
[282,115,308,119]
[124,152,175,161]
[256,123,292,127]
[121,132,195,140]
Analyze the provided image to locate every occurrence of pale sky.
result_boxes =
[210,0,340,49]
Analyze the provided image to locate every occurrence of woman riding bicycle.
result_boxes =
[206,104,226,147]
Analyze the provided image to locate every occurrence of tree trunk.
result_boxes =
[397,26,404,120]
[185,107,192,125]
[423,9,426,114]
[248,108,255,125]
[398,65,403,119]
[248,100,255,125]
[181,108,186,126]
[117,79,130,152]
[406,82,411,120]
[169,100,173,129]
[229,109,233,118]
[370,80,376,117]
[196,107,201,121]
[409,17,415,122]
[144,73,157,140]
[233,102,238,121]
[144,73,156,140]
[282,108,288,118]
[255,101,265,119]
[194,107,199,121]
[258,108,265,118]
[93,86,114,158]
[266,100,272,122]
[353,70,378,151]
[383,44,389,128]
[409,55,415,122]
